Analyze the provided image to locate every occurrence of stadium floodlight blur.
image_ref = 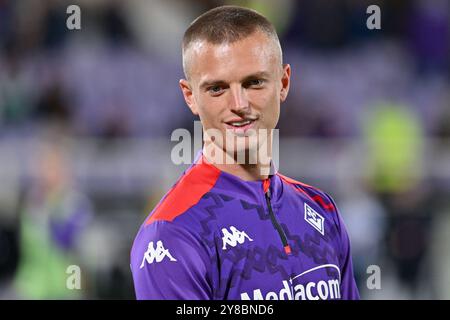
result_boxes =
[0,0,449,299]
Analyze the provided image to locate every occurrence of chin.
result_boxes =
[224,139,261,165]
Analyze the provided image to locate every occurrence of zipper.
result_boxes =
[264,187,292,255]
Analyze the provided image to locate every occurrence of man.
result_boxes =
[130,5,360,300]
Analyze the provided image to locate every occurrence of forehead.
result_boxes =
[186,31,280,82]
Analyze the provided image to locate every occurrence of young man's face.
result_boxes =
[180,30,291,161]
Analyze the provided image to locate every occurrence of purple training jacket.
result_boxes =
[130,151,360,300]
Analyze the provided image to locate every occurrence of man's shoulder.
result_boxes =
[276,173,337,213]
[143,160,221,226]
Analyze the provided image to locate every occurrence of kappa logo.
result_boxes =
[140,240,177,269]
[222,226,253,250]
[304,203,325,235]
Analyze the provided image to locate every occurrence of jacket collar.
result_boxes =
[193,150,283,206]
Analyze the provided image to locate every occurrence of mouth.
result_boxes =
[224,118,257,136]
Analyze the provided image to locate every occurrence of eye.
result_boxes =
[246,79,265,87]
[207,85,224,96]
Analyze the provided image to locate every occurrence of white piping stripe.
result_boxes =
[290,264,341,282]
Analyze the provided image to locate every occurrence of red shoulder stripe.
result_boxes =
[312,195,335,211]
[276,173,317,190]
[145,156,220,225]
[277,173,335,212]
[278,173,315,202]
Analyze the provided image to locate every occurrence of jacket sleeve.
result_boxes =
[130,220,213,300]
[326,193,360,300]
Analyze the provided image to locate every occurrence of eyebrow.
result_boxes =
[199,71,271,89]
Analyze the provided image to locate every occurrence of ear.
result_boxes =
[179,79,199,115]
[280,64,291,102]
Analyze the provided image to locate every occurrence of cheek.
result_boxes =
[265,104,280,129]
[249,89,280,124]
[196,96,225,126]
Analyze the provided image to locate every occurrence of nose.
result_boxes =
[229,85,249,113]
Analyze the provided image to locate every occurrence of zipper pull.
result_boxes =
[263,178,271,197]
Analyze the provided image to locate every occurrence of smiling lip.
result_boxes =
[224,118,257,135]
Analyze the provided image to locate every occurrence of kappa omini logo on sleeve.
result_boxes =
[140,240,177,268]
[221,226,253,250]
[304,203,325,235]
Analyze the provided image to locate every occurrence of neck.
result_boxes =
[202,143,272,181]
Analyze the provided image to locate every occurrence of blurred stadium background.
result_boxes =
[0,0,449,299]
